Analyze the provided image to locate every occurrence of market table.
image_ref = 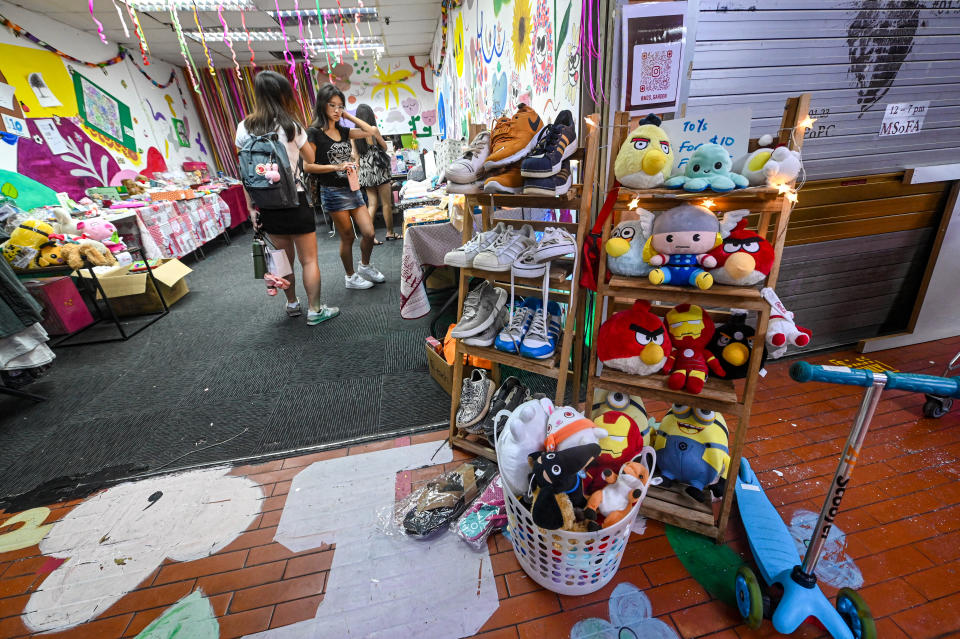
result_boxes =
[134,194,232,260]
[218,184,252,229]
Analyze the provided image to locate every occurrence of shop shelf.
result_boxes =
[459,343,562,378]
[601,276,768,311]
[592,369,741,414]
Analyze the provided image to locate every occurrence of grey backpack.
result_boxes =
[238,131,299,209]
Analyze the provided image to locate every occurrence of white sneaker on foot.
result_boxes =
[345,273,374,289]
[357,263,385,283]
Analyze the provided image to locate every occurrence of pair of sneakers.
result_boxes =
[450,281,508,339]
[345,263,385,289]
[284,299,340,326]
[495,298,564,359]
[443,223,537,272]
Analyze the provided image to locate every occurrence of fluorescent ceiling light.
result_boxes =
[268,8,378,20]
[187,28,382,44]
[126,1,256,10]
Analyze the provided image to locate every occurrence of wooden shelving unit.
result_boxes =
[583,95,811,542]
[448,115,601,461]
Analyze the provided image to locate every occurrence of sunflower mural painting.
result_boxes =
[530,0,554,95]
[512,0,532,72]
[453,13,466,78]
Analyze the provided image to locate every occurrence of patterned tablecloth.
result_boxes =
[135,194,232,259]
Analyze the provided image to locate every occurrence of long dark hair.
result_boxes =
[244,70,301,140]
[353,103,378,155]
[311,83,347,132]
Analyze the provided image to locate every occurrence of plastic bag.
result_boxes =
[453,473,507,551]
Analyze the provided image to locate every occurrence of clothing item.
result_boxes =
[357,263,385,283]
[358,144,392,188]
[521,110,578,178]
[484,104,545,170]
[446,131,491,183]
[235,120,308,192]
[524,160,573,197]
[444,222,506,268]
[483,166,524,194]
[456,369,495,429]
[495,298,541,354]
[308,124,354,188]
[345,272,374,289]
[463,307,508,347]
[0,256,43,339]
[473,224,536,272]
[451,281,508,338]
[307,304,340,325]
[0,323,54,371]
[520,301,563,359]
[259,191,316,235]
[320,184,366,213]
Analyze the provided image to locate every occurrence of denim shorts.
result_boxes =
[320,185,365,213]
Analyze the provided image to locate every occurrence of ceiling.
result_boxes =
[11,0,440,65]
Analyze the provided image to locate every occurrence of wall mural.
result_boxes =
[438,0,581,140]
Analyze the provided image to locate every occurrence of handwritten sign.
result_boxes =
[879,101,928,137]
[1,113,28,138]
[660,107,752,175]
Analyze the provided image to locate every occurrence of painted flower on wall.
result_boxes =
[512,0,532,71]
[531,0,554,95]
[371,64,417,109]
[453,13,466,78]
[558,23,581,105]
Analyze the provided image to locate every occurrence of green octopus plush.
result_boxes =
[665,144,749,193]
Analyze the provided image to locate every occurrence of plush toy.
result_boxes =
[597,300,671,376]
[60,242,115,269]
[1,220,56,269]
[707,215,774,287]
[587,389,652,493]
[761,287,811,359]
[543,405,607,453]
[735,142,802,188]
[35,242,65,268]
[613,114,675,189]
[654,405,729,502]
[75,218,118,244]
[528,444,601,531]
[264,273,291,296]
[664,144,749,193]
[663,304,726,394]
[495,397,553,494]
[706,312,764,380]
[643,204,721,290]
[51,207,81,236]
[121,178,147,195]
[606,208,655,277]
[584,447,656,531]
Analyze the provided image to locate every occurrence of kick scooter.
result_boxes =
[733,361,960,638]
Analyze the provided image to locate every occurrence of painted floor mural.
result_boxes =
[0,340,959,639]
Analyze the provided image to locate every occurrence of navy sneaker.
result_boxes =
[520,301,563,359]
[495,298,541,353]
[523,160,572,196]
[520,110,577,178]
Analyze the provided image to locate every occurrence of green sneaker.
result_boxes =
[307,304,340,326]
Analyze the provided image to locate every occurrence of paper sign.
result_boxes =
[660,107,752,175]
[879,101,928,137]
[35,119,68,154]
[0,82,15,111]
[28,73,61,108]
[630,41,682,110]
[1,113,28,138]
[621,1,687,116]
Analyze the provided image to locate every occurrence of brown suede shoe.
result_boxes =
[483,165,524,194]
[483,104,545,170]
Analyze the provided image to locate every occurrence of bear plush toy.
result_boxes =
[597,300,671,376]
[584,447,656,531]
[644,205,722,290]
[586,389,652,493]
[663,304,726,394]
[613,114,675,189]
[654,405,730,502]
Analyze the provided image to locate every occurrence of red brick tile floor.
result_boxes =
[1,337,959,638]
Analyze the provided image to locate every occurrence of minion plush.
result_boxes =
[643,205,722,290]
[663,303,726,394]
[613,114,674,189]
[586,389,652,492]
[605,208,655,277]
[597,300,671,376]
[653,404,730,502]
[1,220,56,269]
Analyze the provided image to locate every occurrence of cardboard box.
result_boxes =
[91,258,192,316]
[426,344,498,395]
[22,276,94,336]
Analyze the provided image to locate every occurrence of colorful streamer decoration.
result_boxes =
[317,4,334,71]
[218,5,242,79]
[240,9,257,68]
[358,0,374,37]
[112,0,130,39]
[294,0,310,68]
[170,8,202,92]
[0,13,126,67]
[191,2,217,77]
[274,0,297,87]
[127,4,150,65]
[88,0,108,45]
[130,58,176,88]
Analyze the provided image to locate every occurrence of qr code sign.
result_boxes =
[639,49,672,93]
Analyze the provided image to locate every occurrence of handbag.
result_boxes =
[579,183,621,291]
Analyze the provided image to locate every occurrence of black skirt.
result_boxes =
[258,191,316,235]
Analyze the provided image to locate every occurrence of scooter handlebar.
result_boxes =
[790,361,960,398]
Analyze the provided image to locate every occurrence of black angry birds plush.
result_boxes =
[706,313,764,380]
[528,444,601,531]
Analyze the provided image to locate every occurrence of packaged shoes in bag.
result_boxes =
[454,473,507,550]
[398,457,497,539]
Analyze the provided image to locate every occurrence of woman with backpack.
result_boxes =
[235,70,338,326]
[354,103,398,242]
[304,84,385,290]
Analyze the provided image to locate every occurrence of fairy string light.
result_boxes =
[126,4,150,65]
[218,5,242,79]
[170,8,202,92]
[274,0,298,87]
[240,9,257,68]
[191,1,216,76]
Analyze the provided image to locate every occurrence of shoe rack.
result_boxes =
[448,114,601,462]
[583,95,810,543]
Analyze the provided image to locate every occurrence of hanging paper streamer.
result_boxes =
[112,0,130,39]
[88,0,108,46]
[294,0,311,68]
[240,10,257,68]
[126,4,150,65]
[274,0,298,87]
[218,6,242,80]
[170,9,202,92]
[191,3,217,77]
[316,1,334,71]
[335,0,348,58]
[358,0,374,37]
[0,14,126,67]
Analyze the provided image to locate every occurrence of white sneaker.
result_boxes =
[358,263,385,283]
[444,222,506,268]
[446,180,485,194]
[473,224,536,272]
[345,272,374,289]
[534,227,577,261]
[512,244,547,279]
[445,131,490,184]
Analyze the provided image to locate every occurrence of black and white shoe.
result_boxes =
[456,369,495,430]
[476,376,529,440]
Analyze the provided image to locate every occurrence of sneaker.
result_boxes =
[511,245,547,279]
[483,166,524,194]
[533,226,577,261]
[357,262,385,283]
[495,297,541,353]
[446,180,485,194]
[345,272,374,289]
[473,224,536,271]
[473,376,529,437]
[520,301,563,359]
[285,298,302,317]
[456,369,495,429]
[463,306,508,347]
[484,104,545,171]
[451,281,508,338]
[307,304,340,325]
[444,222,506,268]
[446,131,491,184]
[520,110,578,178]
[524,160,573,197]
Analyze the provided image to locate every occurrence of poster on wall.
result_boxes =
[72,72,136,152]
[620,1,687,116]
[28,72,61,108]
[879,101,929,137]
[173,118,190,147]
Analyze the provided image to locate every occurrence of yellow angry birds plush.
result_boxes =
[614,114,674,189]
[2,219,55,269]
[586,389,652,493]
[653,404,729,503]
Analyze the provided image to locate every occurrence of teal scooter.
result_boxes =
[734,361,960,638]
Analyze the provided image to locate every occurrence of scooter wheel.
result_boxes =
[923,398,952,419]
[836,588,877,639]
[735,565,764,629]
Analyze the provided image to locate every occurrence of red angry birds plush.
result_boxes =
[663,304,726,394]
[586,389,652,493]
[597,300,672,376]
[707,217,774,286]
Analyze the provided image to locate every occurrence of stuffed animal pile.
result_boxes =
[1,210,122,271]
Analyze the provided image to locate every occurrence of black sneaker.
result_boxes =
[520,110,577,178]
[476,376,529,440]
[523,160,572,196]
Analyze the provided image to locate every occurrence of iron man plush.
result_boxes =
[586,389,652,492]
[663,304,726,394]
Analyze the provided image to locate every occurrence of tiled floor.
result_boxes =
[1,337,959,639]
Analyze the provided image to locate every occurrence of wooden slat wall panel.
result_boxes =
[690,2,960,179]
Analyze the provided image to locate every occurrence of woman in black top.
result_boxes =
[354,104,397,241]
[304,84,384,290]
